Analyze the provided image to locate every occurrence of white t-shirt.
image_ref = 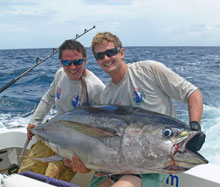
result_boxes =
[30,68,105,126]
[100,60,197,117]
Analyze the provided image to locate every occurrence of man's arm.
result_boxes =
[187,89,205,152]
[187,89,203,123]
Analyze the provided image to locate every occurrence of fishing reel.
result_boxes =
[8,164,19,175]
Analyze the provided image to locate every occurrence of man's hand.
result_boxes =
[189,121,201,131]
[27,124,36,140]
[187,121,206,152]
[63,155,91,173]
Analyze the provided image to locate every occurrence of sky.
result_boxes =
[1,0,220,49]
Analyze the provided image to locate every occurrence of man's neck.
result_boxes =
[110,63,127,84]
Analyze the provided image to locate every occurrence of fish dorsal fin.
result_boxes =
[57,120,118,138]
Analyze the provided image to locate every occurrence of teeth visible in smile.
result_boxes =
[104,62,113,67]
[69,70,77,73]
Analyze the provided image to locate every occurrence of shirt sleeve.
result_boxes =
[146,61,197,104]
[29,79,56,126]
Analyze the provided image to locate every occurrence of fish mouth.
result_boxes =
[168,131,208,173]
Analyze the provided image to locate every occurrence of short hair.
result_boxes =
[91,32,122,54]
[59,40,87,59]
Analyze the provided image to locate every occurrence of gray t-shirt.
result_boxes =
[100,60,197,117]
[30,68,105,126]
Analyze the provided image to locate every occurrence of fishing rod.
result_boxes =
[0,25,95,94]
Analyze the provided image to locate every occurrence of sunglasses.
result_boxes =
[94,47,120,60]
[61,59,84,66]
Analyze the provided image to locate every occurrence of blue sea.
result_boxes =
[0,47,219,166]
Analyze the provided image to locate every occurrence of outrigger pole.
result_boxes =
[0,25,96,94]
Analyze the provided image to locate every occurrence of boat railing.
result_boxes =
[20,171,79,187]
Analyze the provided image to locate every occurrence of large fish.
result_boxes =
[32,105,208,174]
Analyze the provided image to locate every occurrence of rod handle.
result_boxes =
[0,79,16,93]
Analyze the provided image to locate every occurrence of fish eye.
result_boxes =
[162,128,173,138]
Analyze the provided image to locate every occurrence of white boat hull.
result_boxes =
[0,174,55,187]
[164,164,220,187]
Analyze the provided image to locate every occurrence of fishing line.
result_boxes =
[0,25,95,94]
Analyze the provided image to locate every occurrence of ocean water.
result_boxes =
[0,46,220,165]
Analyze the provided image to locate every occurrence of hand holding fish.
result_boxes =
[63,155,91,173]
[187,121,206,152]
[26,124,36,140]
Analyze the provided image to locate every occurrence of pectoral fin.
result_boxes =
[25,155,63,163]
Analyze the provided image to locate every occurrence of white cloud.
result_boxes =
[1,0,220,49]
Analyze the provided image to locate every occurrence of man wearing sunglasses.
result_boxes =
[18,40,105,182]
[67,32,205,187]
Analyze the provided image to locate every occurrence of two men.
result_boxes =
[22,32,205,187]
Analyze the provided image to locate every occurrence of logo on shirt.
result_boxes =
[132,88,145,105]
[56,87,62,99]
[71,95,80,109]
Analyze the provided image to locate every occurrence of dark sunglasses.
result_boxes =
[94,47,120,60]
[61,59,84,66]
